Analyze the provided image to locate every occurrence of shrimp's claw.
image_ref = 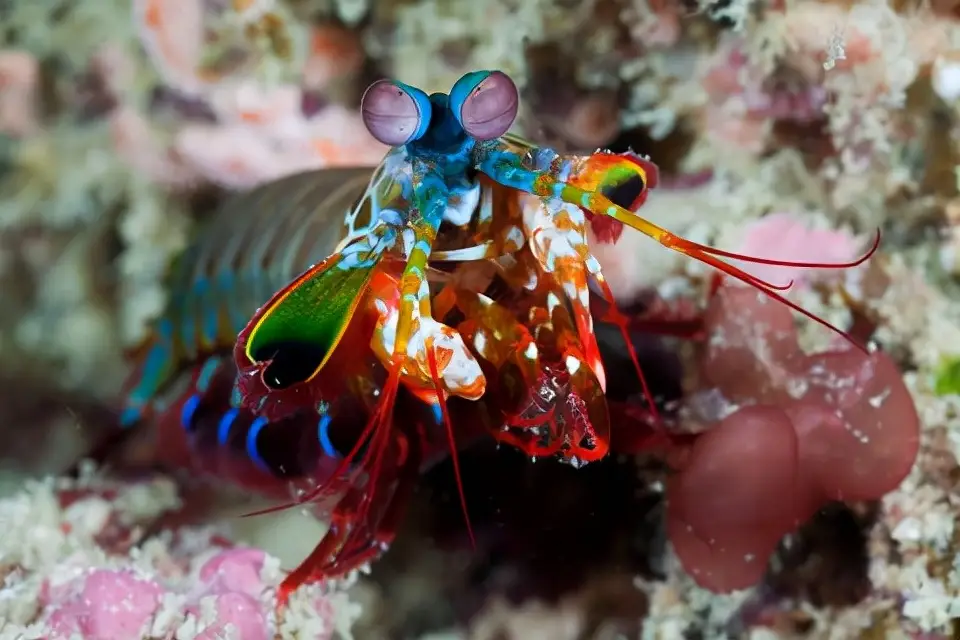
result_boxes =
[265,361,408,610]
[492,344,610,465]
[456,286,610,465]
[235,250,379,420]
[275,425,420,610]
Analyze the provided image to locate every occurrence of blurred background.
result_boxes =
[2,0,960,638]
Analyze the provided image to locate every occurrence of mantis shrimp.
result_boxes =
[121,69,880,606]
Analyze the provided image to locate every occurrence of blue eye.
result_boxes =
[361,79,433,146]
[449,70,519,141]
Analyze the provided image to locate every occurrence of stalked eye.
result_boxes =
[360,79,432,146]
[254,341,328,389]
[449,70,519,141]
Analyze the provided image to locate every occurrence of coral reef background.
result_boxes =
[3,0,960,637]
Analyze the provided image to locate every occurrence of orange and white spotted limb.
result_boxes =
[367,268,487,407]
[432,179,660,421]
[450,255,612,465]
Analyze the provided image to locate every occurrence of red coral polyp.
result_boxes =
[665,285,920,592]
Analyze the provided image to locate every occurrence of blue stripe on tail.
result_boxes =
[218,408,239,445]
[180,394,201,431]
[246,416,270,471]
[317,413,339,459]
[120,319,176,428]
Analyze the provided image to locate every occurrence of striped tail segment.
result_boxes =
[120,168,375,429]
[146,354,357,495]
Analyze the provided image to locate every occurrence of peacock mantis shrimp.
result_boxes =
[121,69,880,607]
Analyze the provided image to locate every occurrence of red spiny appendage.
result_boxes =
[427,347,476,548]
[271,366,420,609]
[495,361,610,465]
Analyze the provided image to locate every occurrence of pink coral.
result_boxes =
[1,476,354,639]
[185,592,268,640]
[133,0,207,96]
[43,548,342,640]
[198,548,269,598]
[42,551,276,640]
[171,548,273,640]
[699,41,827,154]
[664,285,920,592]
[174,94,388,188]
[303,24,365,91]
[109,81,388,189]
[732,213,863,289]
[45,570,164,640]
[130,0,385,190]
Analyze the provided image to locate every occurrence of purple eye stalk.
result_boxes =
[360,79,433,147]
[360,71,521,147]
[449,70,519,141]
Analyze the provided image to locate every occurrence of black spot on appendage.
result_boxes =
[601,174,644,210]
[254,341,328,389]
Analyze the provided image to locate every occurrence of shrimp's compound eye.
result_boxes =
[361,79,432,146]
[449,70,519,141]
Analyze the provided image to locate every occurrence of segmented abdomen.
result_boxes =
[120,168,375,486]
[147,354,343,495]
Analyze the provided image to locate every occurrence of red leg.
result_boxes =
[275,428,422,608]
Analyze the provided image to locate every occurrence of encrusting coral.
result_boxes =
[0,468,361,640]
